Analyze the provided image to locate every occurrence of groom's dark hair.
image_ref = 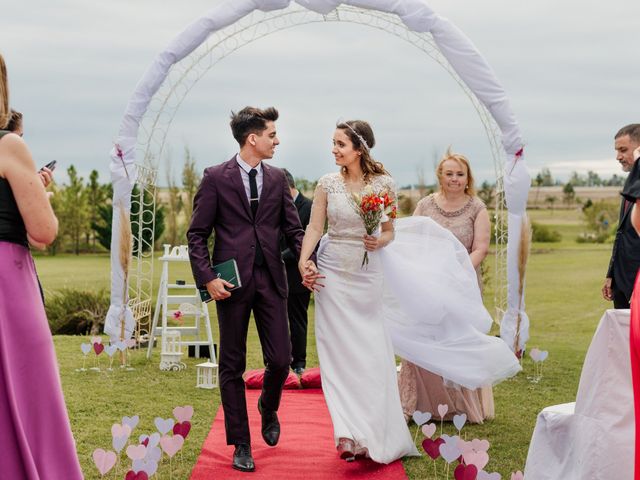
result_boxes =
[230,106,279,146]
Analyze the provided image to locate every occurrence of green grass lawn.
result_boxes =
[35,209,617,479]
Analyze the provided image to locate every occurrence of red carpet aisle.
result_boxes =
[190,389,408,479]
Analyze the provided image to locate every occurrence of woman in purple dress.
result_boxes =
[0,52,83,479]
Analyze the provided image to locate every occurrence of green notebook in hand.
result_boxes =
[198,259,242,303]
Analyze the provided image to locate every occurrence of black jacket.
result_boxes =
[280,192,313,294]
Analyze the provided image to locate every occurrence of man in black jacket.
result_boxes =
[280,169,313,374]
[603,124,640,308]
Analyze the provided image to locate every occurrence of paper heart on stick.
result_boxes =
[470,438,491,452]
[421,423,436,438]
[160,434,184,458]
[440,440,462,464]
[125,471,149,480]
[93,343,104,355]
[458,438,473,455]
[422,437,445,460]
[80,343,92,355]
[173,405,194,423]
[173,421,191,439]
[90,336,102,345]
[154,417,175,435]
[463,450,490,471]
[145,445,162,463]
[126,444,147,461]
[126,338,137,348]
[92,448,117,475]
[115,341,127,352]
[132,458,158,478]
[511,472,524,480]
[437,403,449,418]
[111,423,132,439]
[112,435,128,453]
[478,471,502,480]
[123,415,140,431]
[529,348,541,362]
[412,410,431,426]
[105,345,117,357]
[538,350,549,362]
[453,413,467,431]
[454,463,479,480]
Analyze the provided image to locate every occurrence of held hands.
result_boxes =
[206,278,234,301]
[601,277,613,302]
[299,259,325,292]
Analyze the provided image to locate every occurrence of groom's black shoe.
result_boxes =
[257,396,280,446]
[232,443,255,472]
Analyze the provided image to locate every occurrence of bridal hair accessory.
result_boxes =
[337,119,370,152]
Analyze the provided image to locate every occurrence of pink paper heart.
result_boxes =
[90,336,102,345]
[437,403,449,418]
[173,405,194,423]
[125,471,149,480]
[160,434,184,458]
[422,437,444,460]
[470,438,491,452]
[92,448,117,475]
[126,338,137,348]
[478,471,502,480]
[458,438,473,454]
[454,463,479,480]
[111,423,132,439]
[511,472,524,480]
[173,421,191,439]
[94,343,105,355]
[421,423,436,438]
[464,451,490,471]
[126,444,147,461]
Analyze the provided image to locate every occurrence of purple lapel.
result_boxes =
[224,157,252,220]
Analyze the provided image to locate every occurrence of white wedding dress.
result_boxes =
[311,173,521,464]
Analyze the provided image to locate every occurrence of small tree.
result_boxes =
[562,182,575,207]
[544,195,557,213]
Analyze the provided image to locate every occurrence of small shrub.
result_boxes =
[576,232,610,244]
[45,288,110,335]
[531,222,562,243]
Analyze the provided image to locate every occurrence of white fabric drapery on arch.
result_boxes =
[106,0,530,351]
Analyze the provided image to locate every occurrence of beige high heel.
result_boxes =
[337,438,356,462]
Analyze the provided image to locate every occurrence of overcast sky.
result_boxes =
[2,0,639,188]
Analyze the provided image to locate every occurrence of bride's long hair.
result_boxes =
[337,120,389,182]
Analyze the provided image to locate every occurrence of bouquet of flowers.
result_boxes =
[350,185,398,268]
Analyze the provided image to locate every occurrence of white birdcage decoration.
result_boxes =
[196,359,219,389]
[160,330,185,371]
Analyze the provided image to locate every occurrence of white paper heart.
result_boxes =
[126,444,147,461]
[122,415,140,431]
[160,434,184,458]
[145,445,162,463]
[538,350,549,362]
[133,457,158,477]
[529,348,541,362]
[147,432,161,448]
[115,340,127,352]
[511,472,524,480]
[471,438,491,452]
[105,344,118,357]
[111,423,132,439]
[464,450,490,470]
[155,417,175,435]
[81,343,92,355]
[112,434,128,453]
[478,471,502,480]
[173,405,194,423]
[421,423,436,438]
[453,413,467,431]
[412,410,431,426]
[92,448,117,475]
[437,403,449,418]
[439,440,461,463]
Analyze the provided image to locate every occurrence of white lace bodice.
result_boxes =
[313,172,397,240]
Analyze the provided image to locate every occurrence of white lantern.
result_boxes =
[196,359,219,389]
[160,330,185,371]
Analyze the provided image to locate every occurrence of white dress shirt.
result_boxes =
[236,154,263,202]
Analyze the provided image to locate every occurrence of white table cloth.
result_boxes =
[524,309,634,479]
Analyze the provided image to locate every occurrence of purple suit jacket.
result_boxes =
[187,156,304,298]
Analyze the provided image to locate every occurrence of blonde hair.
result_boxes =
[0,54,9,129]
[337,120,389,182]
[436,147,477,197]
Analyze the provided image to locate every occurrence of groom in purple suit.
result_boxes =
[187,106,314,473]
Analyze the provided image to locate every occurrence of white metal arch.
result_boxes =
[105,0,529,353]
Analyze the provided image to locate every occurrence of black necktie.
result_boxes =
[248,168,264,265]
[249,168,259,217]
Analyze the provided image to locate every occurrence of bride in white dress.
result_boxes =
[298,120,520,464]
